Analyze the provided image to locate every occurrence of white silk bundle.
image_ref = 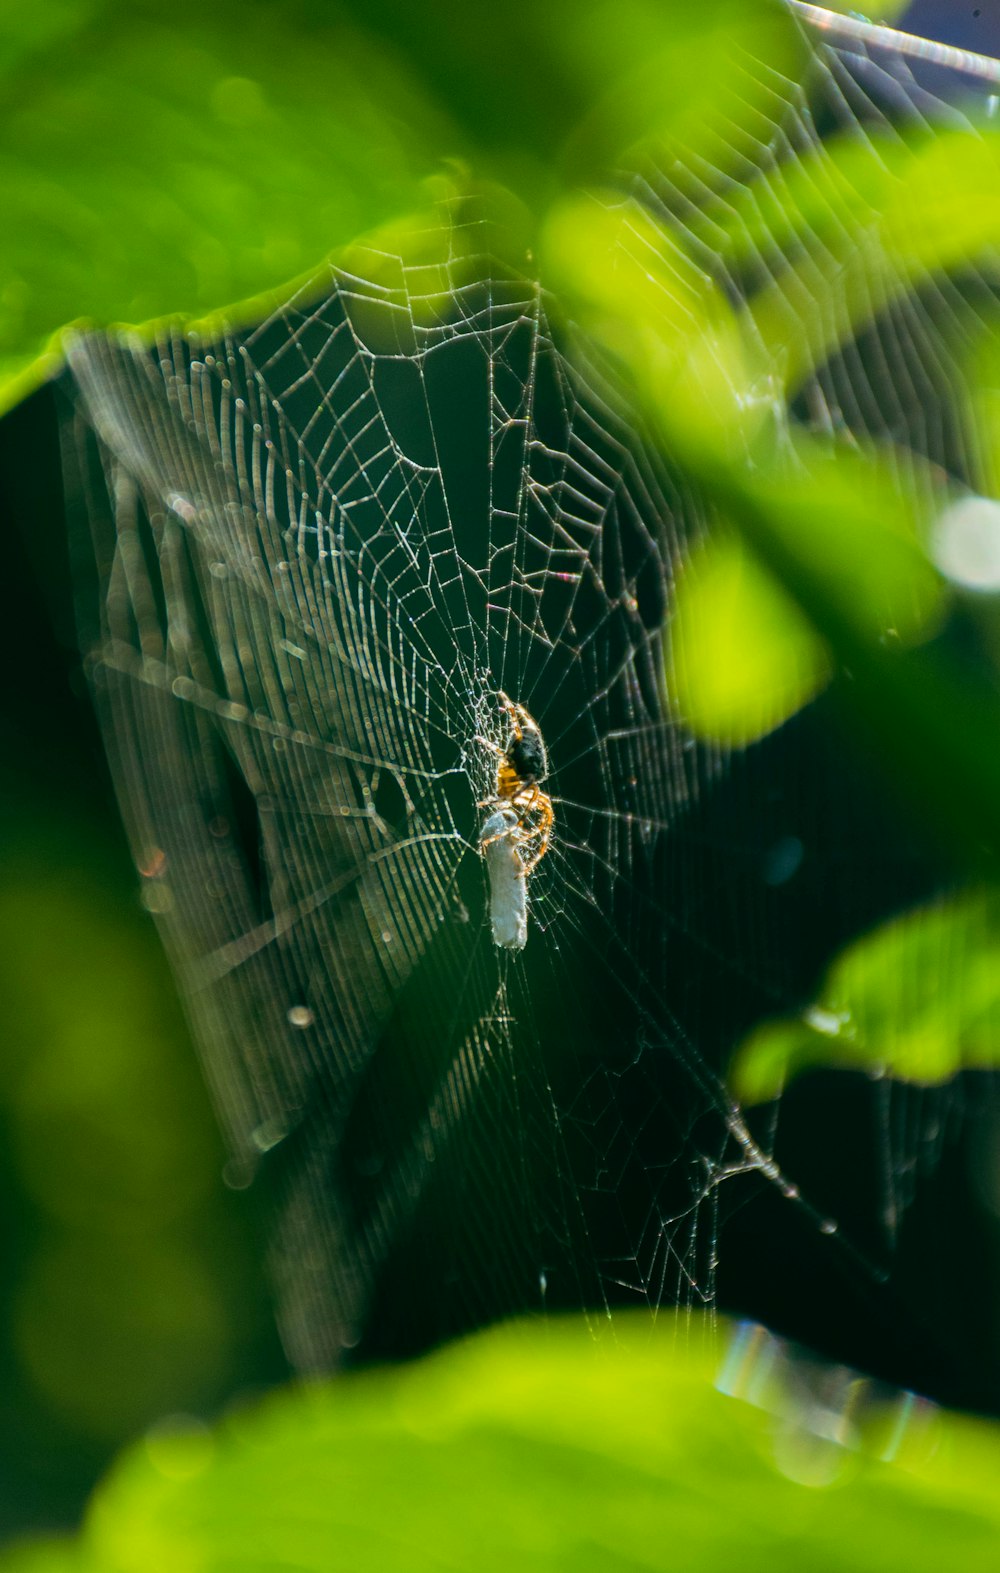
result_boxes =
[479,809,528,951]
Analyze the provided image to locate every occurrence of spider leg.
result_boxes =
[480,787,552,874]
[479,786,535,850]
[496,692,523,743]
[505,784,552,875]
[510,782,540,815]
[518,794,553,875]
[501,691,542,740]
[479,820,514,852]
[479,804,529,856]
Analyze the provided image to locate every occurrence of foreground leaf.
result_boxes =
[0,0,445,411]
[731,888,1000,1102]
[6,1316,1000,1571]
[0,0,799,414]
[667,530,830,744]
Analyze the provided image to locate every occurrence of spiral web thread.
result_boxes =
[67,13,998,1367]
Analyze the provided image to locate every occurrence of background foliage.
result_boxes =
[5,0,1000,1564]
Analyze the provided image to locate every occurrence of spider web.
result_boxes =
[64,9,1000,1380]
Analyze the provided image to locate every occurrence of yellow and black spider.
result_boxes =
[477,692,553,874]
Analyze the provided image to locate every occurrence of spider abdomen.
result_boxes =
[508,730,546,783]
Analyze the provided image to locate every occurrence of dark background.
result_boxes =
[902,2,1000,54]
[0,386,287,1533]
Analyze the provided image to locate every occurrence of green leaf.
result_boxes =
[731,888,1000,1102]
[11,1316,1000,1572]
[700,445,1000,866]
[743,441,945,649]
[664,434,949,747]
[0,0,802,413]
[819,1,911,14]
[347,0,800,186]
[0,0,802,414]
[0,0,447,411]
[0,1540,96,1573]
[0,813,244,1443]
[746,130,1000,399]
[667,530,830,744]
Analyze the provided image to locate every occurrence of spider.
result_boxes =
[477,692,554,875]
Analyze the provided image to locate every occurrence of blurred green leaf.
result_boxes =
[541,194,766,457]
[817,1,911,15]
[557,0,802,183]
[0,819,251,1447]
[0,0,447,411]
[547,122,1000,477]
[340,0,800,186]
[665,440,947,746]
[706,448,1000,863]
[963,320,1000,506]
[741,440,945,649]
[541,95,1000,835]
[8,1316,1000,1572]
[747,131,1000,398]
[0,0,804,413]
[0,878,219,1231]
[545,183,1000,852]
[0,1541,96,1573]
[731,888,1000,1102]
[544,127,1000,459]
[667,530,830,744]
[14,1236,229,1439]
